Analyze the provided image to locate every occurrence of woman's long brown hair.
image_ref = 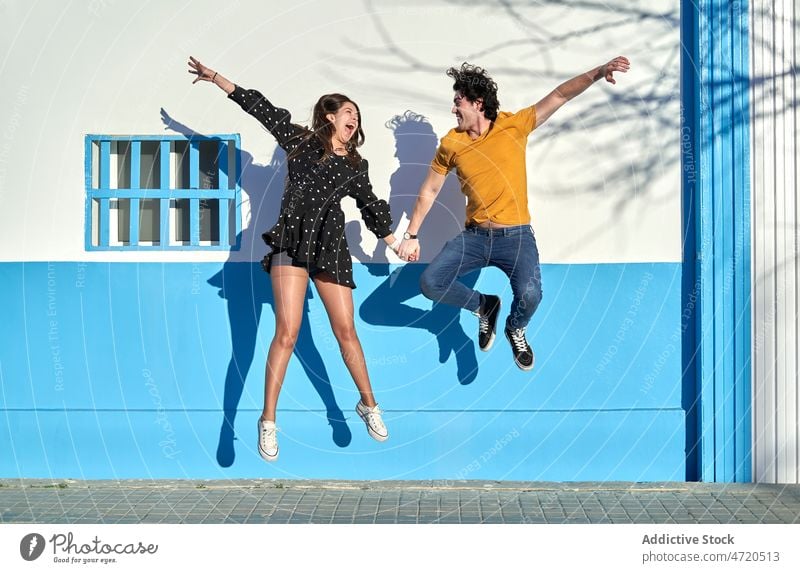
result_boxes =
[289,93,364,168]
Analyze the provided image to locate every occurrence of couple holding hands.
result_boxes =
[187,54,630,462]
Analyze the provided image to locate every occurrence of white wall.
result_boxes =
[0,0,680,263]
[751,0,800,484]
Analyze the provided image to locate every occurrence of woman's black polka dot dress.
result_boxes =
[229,85,392,288]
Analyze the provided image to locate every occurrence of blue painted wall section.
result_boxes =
[1,262,685,481]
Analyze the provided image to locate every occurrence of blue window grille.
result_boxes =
[84,134,241,250]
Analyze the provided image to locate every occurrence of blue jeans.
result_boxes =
[419,224,543,330]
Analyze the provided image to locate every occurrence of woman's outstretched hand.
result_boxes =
[187,56,234,94]
[188,56,215,84]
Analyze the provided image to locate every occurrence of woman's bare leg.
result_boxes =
[262,265,309,421]
[313,272,377,407]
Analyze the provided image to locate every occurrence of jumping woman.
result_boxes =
[188,56,398,461]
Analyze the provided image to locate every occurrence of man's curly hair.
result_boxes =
[446,62,500,121]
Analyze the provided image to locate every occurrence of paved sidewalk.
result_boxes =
[1,480,799,524]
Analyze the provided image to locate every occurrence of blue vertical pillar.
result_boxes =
[686,0,752,482]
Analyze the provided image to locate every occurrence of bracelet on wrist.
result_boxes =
[212,72,218,82]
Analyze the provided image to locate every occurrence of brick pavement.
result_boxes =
[1,480,798,524]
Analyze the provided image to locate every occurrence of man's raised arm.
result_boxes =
[533,56,630,129]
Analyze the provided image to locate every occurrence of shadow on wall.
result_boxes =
[358,111,479,385]
[161,106,484,465]
[329,0,685,257]
[161,109,352,468]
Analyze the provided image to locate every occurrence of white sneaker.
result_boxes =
[257,418,279,462]
[356,401,389,442]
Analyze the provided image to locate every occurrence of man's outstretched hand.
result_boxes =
[599,56,630,84]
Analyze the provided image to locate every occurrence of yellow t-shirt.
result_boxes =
[430,105,537,226]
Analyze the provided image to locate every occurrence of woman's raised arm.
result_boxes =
[188,56,306,151]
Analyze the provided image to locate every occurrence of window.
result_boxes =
[85,135,241,250]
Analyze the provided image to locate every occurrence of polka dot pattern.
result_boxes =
[230,86,392,288]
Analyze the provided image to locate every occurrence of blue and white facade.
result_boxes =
[0,0,795,483]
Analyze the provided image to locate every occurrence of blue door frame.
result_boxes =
[682,0,752,482]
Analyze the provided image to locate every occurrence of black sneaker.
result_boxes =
[473,294,501,351]
[505,327,535,371]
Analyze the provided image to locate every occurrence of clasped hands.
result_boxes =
[385,235,420,262]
